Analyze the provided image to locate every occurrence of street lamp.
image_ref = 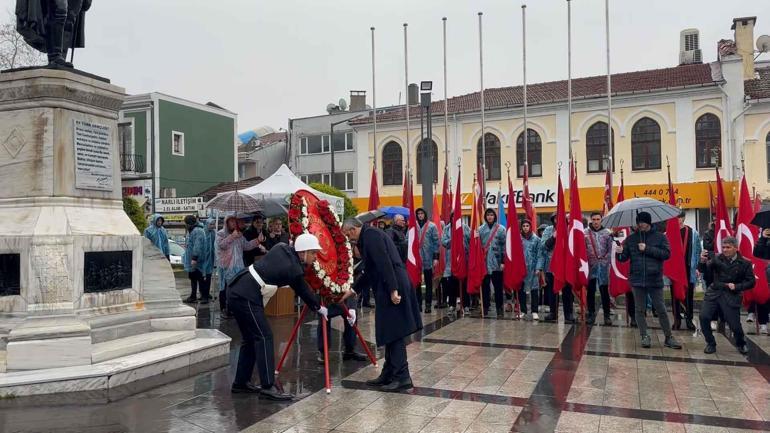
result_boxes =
[420,81,433,216]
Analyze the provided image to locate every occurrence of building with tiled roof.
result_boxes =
[347,15,770,235]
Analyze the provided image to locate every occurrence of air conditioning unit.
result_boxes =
[679,29,703,65]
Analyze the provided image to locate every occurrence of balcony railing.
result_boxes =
[120,153,145,173]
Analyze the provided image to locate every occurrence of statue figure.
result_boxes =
[15,0,92,68]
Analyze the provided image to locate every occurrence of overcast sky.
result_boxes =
[4,0,768,134]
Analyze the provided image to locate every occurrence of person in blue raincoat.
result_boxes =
[585,212,614,326]
[517,219,542,320]
[478,208,506,316]
[183,215,210,304]
[415,208,440,313]
[440,214,471,313]
[199,217,217,299]
[144,214,170,259]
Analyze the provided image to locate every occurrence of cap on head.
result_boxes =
[294,233,322,252]
[636,211,652,226]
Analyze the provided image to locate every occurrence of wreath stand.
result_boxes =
[274,301,377,394]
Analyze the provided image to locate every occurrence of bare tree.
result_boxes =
[0,13,43,70]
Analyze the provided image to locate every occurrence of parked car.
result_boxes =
[168,239,185,266]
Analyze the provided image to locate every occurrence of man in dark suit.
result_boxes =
[342,217,422,392]
[698,236,754,355]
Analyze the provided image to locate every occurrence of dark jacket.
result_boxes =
[616,227,671,289]
[385,226,407,264]
[697,252,755,308]
[228,244,320,311]
[702,228,715,252]
[753,236,770,260]
[263,231,290,251]
[354,225,422,346]
[242,225,267,265]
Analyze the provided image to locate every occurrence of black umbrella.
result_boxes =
[751,205,770,228]
[356,210,386,224]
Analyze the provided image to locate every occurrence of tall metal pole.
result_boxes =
[404,23,411,176]
[371,27,377,169]
[522,5,528,177]
[443,17,449,170]
[478,12,485,181]
[605,0,613,191]
[330,123,335,181]
[567,0,572,157]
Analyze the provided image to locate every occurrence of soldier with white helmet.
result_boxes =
[227,233,329,400]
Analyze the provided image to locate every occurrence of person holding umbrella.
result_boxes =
[616,211,682,350]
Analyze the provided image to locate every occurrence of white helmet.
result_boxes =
[294,233,322,252]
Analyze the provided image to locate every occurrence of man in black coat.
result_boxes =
[698,236,754,355]
[385,214,408,263]
[342,218,422,392]
[227,234,328,400]
[617,211,682,350]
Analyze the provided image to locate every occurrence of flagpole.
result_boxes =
[567,0,572,158]
[522,4,528,180]
[478,12,485,182]
[605,0,614,194]
[404,23,411,175]
[371,26,377,170]
[443,17,449,171]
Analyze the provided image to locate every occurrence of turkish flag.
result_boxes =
[467,180,486,295]
[609,177,631,297]
[549,174,568,293]
[754,192,762,214]
[406,174,422,287]
[432,193,444,278]
[522,165,537,225]
[737,175,770,305]
[567,159,589,308]
[402,172,411,209]
[602,169,613,215]
[662,169,687,302]
[451,168,467,280]
[504,175,527,293]
[714,168,733,253]
[368,166,380,211]
[441,169,452,224]
[476,161,486,221]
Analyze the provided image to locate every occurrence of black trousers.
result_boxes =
[542,273,554,309]
[699,296,746,347]
[416,269,433,308]
[550,281,574,319]
[482,271,504,313]
[671,282,695,323]
[380,338,410,381]
[188,270,209,299]
[757,301,770,325]
[441,276,460,307]
[230,294,275,388]
[588,278,611,318]
[517,288,540,314]
[317,303,356,353]
[201,274,213,300]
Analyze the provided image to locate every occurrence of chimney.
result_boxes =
[679,29,702,65]
[732,16,757,79]
[349,90,366,112]
[408,83,419,106]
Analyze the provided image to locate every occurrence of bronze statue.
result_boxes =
[15,0,92,68]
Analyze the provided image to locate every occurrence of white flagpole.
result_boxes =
[567,0,572,158]
[522,5,528,178]
[443,17,449,171]
[371,27,377,170]
[404,23,411,176]
[478,12,485,180]
[605,0,613,191]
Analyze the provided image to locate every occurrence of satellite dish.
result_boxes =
[338,98,348,111]
[326,103,338,114]
[757,35,770,53]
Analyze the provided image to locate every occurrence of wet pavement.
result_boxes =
[1,275,769,432]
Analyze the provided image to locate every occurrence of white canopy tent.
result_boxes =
[238,164,344,217]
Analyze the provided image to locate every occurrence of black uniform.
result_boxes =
[698,252,755,349]
[228,243,320,389]
[753,236,770,326]
[354,225,422,382]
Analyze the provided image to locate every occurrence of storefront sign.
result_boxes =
[74,120,113,191]
[154,197,204,213]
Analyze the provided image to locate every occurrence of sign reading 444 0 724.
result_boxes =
[74,119,114,191]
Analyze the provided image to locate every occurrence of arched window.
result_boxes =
[516,129,542,177]
[631,117,661,170]
[586,121,615,173]
[416,139,438,184]
[381,141,402,186]
[476,133,501,181]
[696,113,721,168]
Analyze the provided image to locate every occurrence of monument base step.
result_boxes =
[91,330,196,364]
[0,329,230,398]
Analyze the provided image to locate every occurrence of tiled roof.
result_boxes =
[745,66,770,99]
[351,63,717,125]
[237,131,288,153]
[198,176,263,202]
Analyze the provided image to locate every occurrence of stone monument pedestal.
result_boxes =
[0,69,230,397]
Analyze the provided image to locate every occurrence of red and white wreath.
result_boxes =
[289,191,353,300]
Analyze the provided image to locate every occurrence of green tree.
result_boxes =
[309,183,358,220]
[123,197,148,233]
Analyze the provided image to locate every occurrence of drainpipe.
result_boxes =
[731,101,752,178]
[717,84,733,179]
